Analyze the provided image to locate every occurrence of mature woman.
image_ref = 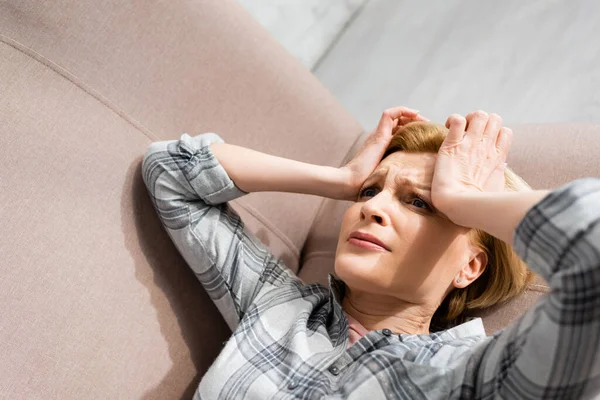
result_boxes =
[142,107,600,399]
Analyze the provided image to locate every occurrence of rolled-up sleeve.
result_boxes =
[141,133,301,331]
[466,178,600,399]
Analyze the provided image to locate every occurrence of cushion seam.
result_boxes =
[0,34,159,142]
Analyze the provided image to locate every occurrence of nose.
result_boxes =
[360,192,391,225]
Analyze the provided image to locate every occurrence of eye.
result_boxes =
[358,186,378,198]
[358,187,433,211]
[411,196,432,210]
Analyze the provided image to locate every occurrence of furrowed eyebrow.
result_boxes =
[361,169,449,219]
[364,169,431,191]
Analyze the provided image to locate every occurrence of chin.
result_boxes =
[334,253,387,293]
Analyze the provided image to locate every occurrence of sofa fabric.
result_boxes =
[1,0,598,398]
[0,0,360,398]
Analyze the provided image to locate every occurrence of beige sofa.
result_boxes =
[2,1,600,398]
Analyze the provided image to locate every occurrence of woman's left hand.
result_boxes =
[338,106,428,201]
[431,111,512,219]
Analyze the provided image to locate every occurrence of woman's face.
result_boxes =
[335,151,483,307]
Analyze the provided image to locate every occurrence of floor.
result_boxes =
[313,0,600,131]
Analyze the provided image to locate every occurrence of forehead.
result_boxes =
[376,152,437,177]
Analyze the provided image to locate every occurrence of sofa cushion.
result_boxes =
[0,0,363,268]
[0,40,233,399]
[0,0,362,398]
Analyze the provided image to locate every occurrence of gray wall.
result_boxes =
[238,0,367,69]
[313,0,600,129]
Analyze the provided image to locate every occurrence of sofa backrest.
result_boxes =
[0,0,361,398]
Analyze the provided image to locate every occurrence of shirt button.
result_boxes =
[329,365,339,375]
[382,328,392,336]
[288,380,298,390]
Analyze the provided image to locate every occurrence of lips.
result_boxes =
[348,231,390,251]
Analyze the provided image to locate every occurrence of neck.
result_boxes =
[341,285,435,335]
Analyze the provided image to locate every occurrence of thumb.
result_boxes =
[352,127,392,172]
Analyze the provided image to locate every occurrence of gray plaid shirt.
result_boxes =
[142,132,600,399]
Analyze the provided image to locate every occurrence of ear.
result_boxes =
[453,249,487,289]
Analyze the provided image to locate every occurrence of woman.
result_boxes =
[142,107,600,399]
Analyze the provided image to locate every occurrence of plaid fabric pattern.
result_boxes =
[142,133,600,399]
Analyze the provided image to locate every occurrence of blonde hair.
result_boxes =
[382,122,535,330]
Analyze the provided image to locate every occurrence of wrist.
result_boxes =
[432,190,479,224]
[333,166,358,201]
[435,190,550,244]
[433,191,476,226]
[319,166,354,200]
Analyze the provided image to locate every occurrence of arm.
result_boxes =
[432,112,600,398]
[209,142,347,198]
[143,133,343,330]
[466,178,600,399]
[440,189,550,245]
[142,108,425,329]
[210,106,426,201]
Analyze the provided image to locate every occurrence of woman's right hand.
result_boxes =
[338,106,428,201]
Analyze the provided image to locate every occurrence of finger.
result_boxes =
[483,113,502,146]
[496,127,513,160]
[445,114,460,129]
[380,106,420,122]
[465,110,489,139]
[398,114,429,125]
[399,116,415,125]
[444,114,467,144]
[375,107,420,136]
[375,111,396,137]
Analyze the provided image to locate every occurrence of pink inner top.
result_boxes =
[344,311,369,348]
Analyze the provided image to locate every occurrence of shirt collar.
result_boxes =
[327,273,346,305]
[435,317,486,340]
[326,273,487,340]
